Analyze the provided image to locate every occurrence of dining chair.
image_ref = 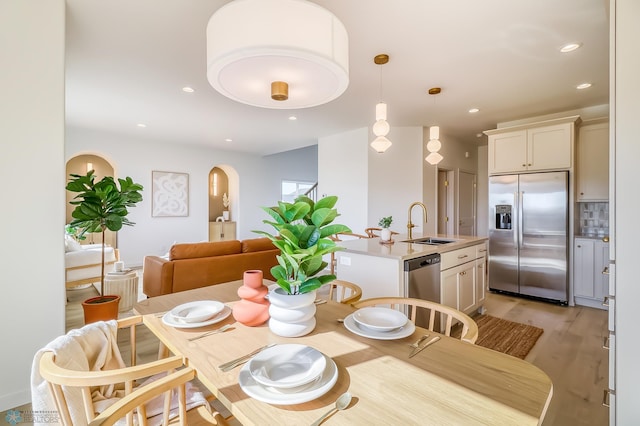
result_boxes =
[34,315,233,426]
[328,279,363,304]
[329,232,371,274]
[352,297,479,344]
[364,227,400,239]
[88,367,229,426]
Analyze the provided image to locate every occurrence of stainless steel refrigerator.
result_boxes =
[488,171,569,303]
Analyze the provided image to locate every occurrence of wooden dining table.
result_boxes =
[134,281,553,426]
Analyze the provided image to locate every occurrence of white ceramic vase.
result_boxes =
[268,287,317,337]
[380,227,392,242]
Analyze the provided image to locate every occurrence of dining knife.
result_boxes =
[218,343,276,372]
[408,336,441,358]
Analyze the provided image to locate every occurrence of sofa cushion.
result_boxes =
[242,237,276,253]
[170,240,242,260]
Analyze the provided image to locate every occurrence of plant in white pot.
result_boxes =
[66,170,143,323]
[254,195,351,337]
[378,216,393,242]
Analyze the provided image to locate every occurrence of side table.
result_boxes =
[104,270,139,312]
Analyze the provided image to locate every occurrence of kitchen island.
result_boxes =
[335,233,488,317]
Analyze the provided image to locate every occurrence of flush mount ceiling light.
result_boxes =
[370,54,392,153]
[206,0,349,109]
[560,42,582,53]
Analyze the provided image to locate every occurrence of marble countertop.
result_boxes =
[336,233,488,261]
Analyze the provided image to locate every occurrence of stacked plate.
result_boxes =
[239,344,338,404]
[162,300,231,328]
[344,307,415,340]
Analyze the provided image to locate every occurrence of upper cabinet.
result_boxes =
[485,116,580,175]
[576,120,609,201]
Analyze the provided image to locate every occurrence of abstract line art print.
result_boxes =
[152,171,189,217]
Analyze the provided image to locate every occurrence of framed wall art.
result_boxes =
[152,171,189,217]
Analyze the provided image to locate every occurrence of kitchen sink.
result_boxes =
[401,237,460,245]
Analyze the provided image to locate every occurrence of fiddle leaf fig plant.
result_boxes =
[254,195,351,295]
[66,171,143,298]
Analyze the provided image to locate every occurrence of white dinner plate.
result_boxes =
[170,300,225,323]
[162,305,231,329]
[352,307,408,332]
[248,344,326,389]
[343,313,415,340]
[239,353,337,405]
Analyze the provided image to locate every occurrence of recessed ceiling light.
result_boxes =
[468,108,479,113]
[576,83,592,90]
[560,43,582,53]
[225,138,233,142]
[182,86,195,93]
[137,123,146,128]
[288,116,297,121]
[476,133,483,138]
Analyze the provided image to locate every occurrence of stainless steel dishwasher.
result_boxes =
[404,253,441,329]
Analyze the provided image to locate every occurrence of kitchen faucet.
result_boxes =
[407,202,428,240]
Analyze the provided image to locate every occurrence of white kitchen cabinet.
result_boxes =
[440,242,486,315]
[485,116,579,175]
[576,121,609,201]
[573,237,609,309]
[208,221,236,242]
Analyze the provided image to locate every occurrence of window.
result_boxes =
[281,180,315,202]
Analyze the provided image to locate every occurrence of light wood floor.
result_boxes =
[23,281,609,426]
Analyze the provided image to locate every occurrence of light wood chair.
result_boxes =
[329,232,370,274]
[364,227,400,238]
[36,316,232,426]
[352,297,479,344]
[328,279,363,304]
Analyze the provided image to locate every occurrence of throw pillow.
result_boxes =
[65,234,82,252]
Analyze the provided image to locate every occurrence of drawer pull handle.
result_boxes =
[602,336,610,350]
[479,249,487,253]
[602,266,610,275]
[458,254,469,259]
[603,296,613,307]
[602,389,614,407]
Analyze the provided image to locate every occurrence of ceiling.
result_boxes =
[65,0,609,156]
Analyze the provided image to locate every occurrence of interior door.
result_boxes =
[458,171,476,236]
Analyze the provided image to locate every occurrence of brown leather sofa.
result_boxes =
[143,238,279,297]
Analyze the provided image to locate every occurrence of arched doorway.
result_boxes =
[208,165,239,241]
[65,154,117,247]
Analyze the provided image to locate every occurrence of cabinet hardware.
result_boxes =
[457,254,468,259]
[521,163,526,167]
[479,249,487,253]
[602,266,610,275]
[527,163,532,166]
[603,295,613,307]
[602,389,614,407]
[577,245,581,248]
[602,336,610,350]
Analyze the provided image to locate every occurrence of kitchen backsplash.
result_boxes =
[579,202,609,237]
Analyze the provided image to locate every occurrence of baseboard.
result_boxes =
[0,389,30,413]
[574,297,608,310]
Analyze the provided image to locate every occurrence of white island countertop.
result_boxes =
[336,233,488,261]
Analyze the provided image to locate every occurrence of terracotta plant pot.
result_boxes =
[82,295,121,324]
[232,270,270,326]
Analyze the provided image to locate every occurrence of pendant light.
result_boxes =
[370,54,392,153]
[425,87,443,165]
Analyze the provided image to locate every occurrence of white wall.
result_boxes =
[368,127,423,235]
[613,0,640,421]
[66,127,318,266]
[318,128,369,232]
[0,0,66,410]
[318,127,423,235]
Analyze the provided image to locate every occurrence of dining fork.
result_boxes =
[218,343,276,372]
[187,324,233,341]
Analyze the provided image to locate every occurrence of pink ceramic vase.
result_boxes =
[232,270,270,326]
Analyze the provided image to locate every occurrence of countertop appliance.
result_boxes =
[489,171,569,303]
[404,253,441,328]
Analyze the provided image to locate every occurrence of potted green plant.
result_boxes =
[378,215,393,242]
[66,171,143,323]
[254,195,351,337]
